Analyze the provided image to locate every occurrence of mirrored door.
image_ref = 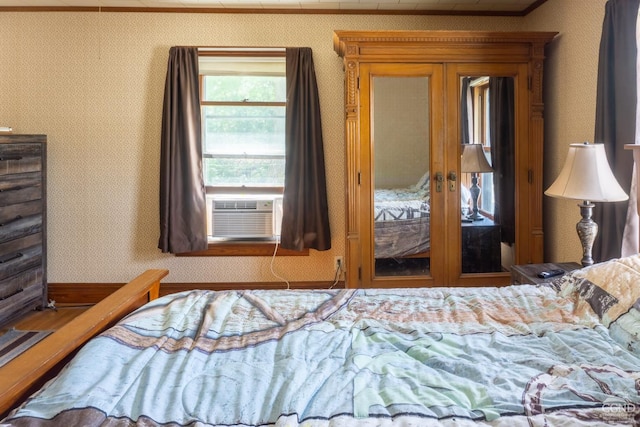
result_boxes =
[459,76,514,274]
[446,63,529,286]
[360,63,444,287]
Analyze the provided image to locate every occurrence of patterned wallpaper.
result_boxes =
[0,1,605,283]
[525,0,608,263]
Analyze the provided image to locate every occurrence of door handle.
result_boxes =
[447,171,457,192]
[435,172,444,192]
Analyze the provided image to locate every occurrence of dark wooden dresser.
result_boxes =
[0,134,47,326]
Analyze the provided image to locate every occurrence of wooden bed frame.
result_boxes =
[0,269,169,418]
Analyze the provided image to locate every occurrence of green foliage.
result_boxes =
[204,158,285,186]
[203,106,285,135]
[202,74,286,187]
[204,75,285,102]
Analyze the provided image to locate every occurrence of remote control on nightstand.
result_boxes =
[537,269,565,279]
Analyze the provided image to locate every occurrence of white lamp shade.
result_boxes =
[545,142,628,202]
[461,144,493,173]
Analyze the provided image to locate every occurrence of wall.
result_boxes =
[0,11,530,284]
[1,2,607,284]
[374,77,430,189]
[524,0,608,263]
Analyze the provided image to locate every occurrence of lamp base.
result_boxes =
[467,173,485,221]
[466,212,486,221]
[576,201,597,267]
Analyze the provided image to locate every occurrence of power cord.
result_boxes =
[270,238,291,289]
[329,258,343,289]
[270,238,344,291]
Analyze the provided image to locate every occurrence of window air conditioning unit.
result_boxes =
[212,198,279,239]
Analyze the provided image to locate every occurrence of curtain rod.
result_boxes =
[173,46,308,50]
[194,46,287,51]
[194,46,288,57]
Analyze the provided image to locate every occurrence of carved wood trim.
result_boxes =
[333,31,558,58]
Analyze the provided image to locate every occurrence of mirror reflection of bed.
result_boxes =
[374,172,432,276]
[373,172,473,276]
[372,76,432,277]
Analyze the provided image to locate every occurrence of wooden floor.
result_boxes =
[1,305,90,335]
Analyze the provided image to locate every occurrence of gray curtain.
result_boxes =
[460,77,472,146]
[280,48,331,251]
[593,0,639,262]
[489,77,515,244]
[158,46,208,254]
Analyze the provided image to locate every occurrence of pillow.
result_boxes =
[553,254,640,327]
[415,171,430,190]
[608,307,640,354]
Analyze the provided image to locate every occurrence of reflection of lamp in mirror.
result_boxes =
[461,143,493,221]
[545,142,628,267]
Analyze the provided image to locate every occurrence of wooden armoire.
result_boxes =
[333,31,557,288]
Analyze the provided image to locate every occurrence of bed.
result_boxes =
[0,269,168,419]
[374,173,471,259]
[2,255,640,426]
[374,172,433,259]
[374,181,431,259]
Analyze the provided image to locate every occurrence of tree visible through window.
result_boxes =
[200,52,286,192]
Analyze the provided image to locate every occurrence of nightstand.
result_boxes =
[461,218,501,273]
[510,262,582,285]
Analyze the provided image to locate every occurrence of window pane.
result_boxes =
[480,172,494,215]
[203,75,285,103]
[204,157,285,186]
[200,55,286,191]
[203,105,285,156]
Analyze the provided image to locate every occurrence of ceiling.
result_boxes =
[0,0,547,15]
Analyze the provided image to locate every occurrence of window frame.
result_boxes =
[199,50,286,196]
[470,78,495,220]
[194,49,307,256]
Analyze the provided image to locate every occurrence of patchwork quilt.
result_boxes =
[5,256,640,426]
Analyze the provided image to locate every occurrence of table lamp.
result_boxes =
[461,143,493,221]
[545,142,628,266]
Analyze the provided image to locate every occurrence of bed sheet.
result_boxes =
[4,281,640,426]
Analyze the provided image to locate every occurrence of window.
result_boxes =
[162,46,327,255]
[199,50,289,247]
[470,77,495,219]
[200,51,286,191]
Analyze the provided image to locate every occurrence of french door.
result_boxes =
[356,62,526,288]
